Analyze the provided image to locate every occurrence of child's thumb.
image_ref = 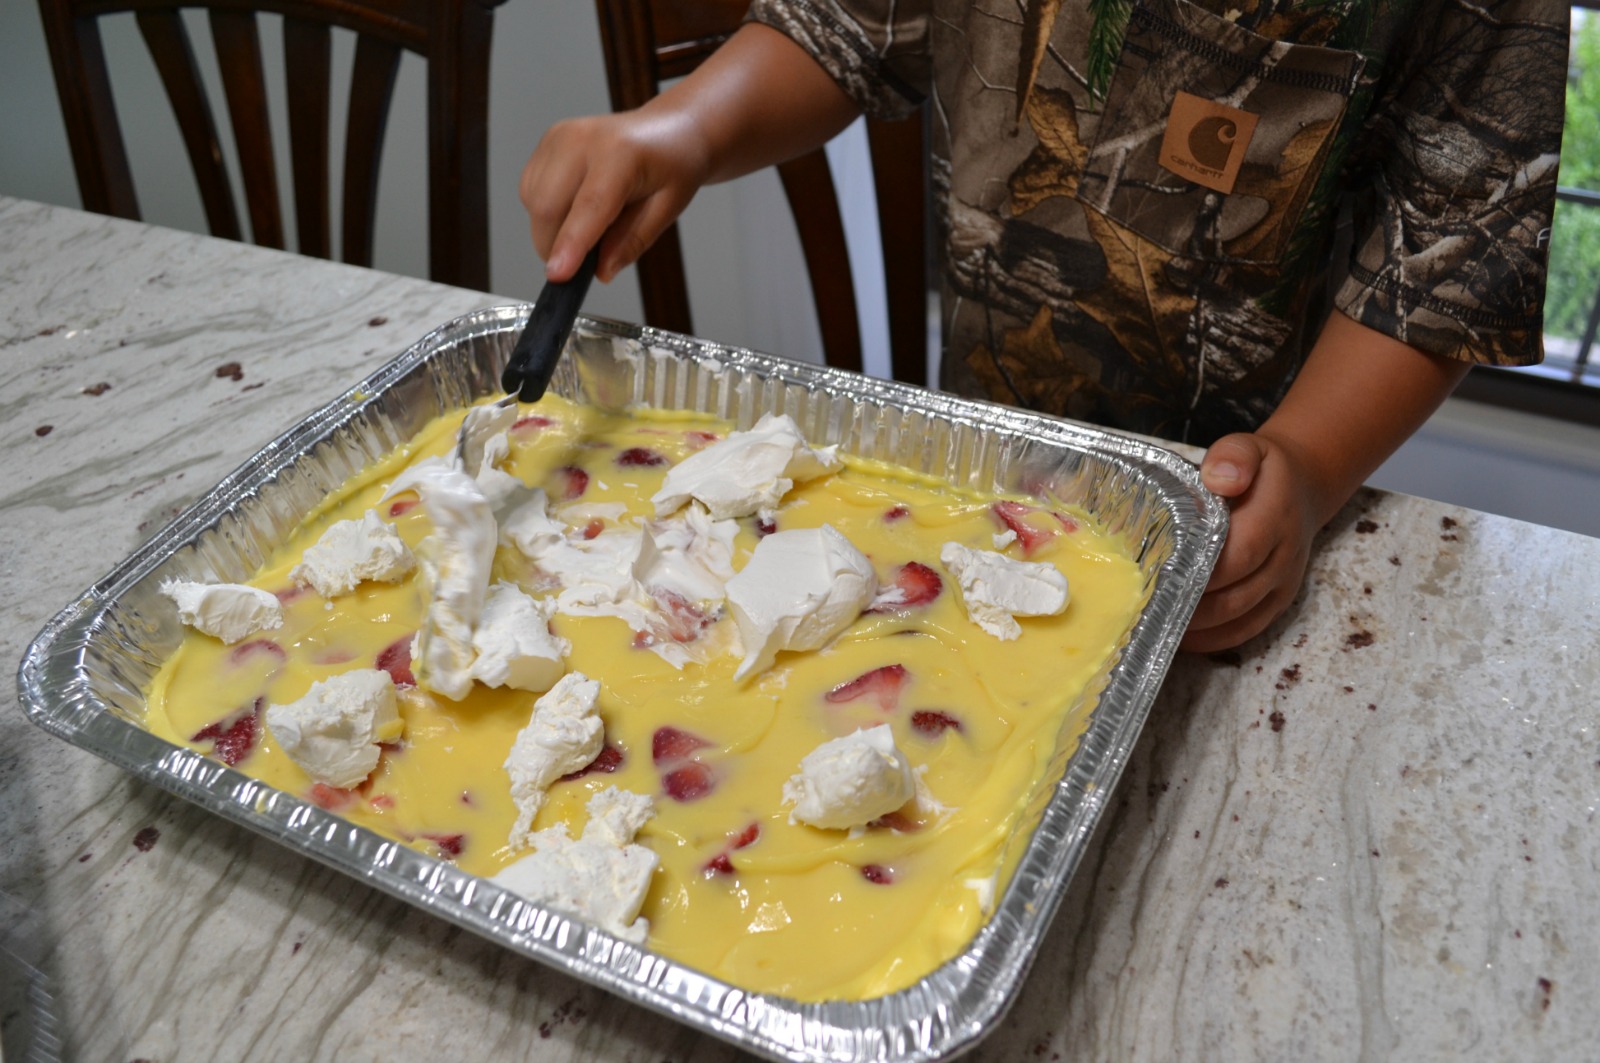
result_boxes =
[1199,433,1266,498]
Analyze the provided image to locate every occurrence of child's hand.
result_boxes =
[520,109,712,285]
[1183,431,1324,653]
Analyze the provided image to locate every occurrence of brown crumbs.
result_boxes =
[35,425,53,437]
[1269,710,1286,733]
[215,361,244,381]
[1388,555,1401,566]
[1345,630,1375,650]
[132,826,160,851]
[1215,877,1229,889]
[82,381,112,396]
[368,316,389,327]
[1355,519,1379,534]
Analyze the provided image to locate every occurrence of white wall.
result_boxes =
[3,3,1595,538]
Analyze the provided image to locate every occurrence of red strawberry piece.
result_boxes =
[308,783,358,811]
[191,699,261,765]
[649,588,714,644]
[552,465,589,501]
[704,852,736,876]
[860,864,894,885]
[755,517,777,537]
[869,562,942,613]
[512,414,554,433]
[460,790,475,806]
[228,638,286,666]
[868,810,922,833]
[423,833,466,859]
[685,430,720,449]
[910,709,964,736]
[312,649,356,666]
[386,496,420,518]
[884,505,910,522]
[273,584,311,605]
[652,726,711,765]
[824,664,909,712]
[1053,510,1080,533]
[559,742,625,782]
[368,794,396,810]
[991,500,1055,554]
[731,822,760,849]
[662,762,715,802]
[581,518,606,540]
[616,447,668,468]
[376,636,416,688]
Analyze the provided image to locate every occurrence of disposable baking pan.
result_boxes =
[18,306,1226,1062]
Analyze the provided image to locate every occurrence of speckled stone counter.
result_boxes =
[3,197,1597,1062]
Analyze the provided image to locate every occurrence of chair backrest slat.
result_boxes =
[207,9,284,249]
[340,33,400,269]
[282,17,331,260]
[38,0,502,290]
[136,9,242,241]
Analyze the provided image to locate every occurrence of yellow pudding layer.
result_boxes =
[145,396,1145,1001]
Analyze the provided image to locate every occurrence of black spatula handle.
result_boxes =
[501,245,601,402]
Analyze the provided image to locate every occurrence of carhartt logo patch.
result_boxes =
[1158,91,1259,195]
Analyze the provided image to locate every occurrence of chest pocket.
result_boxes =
[1075,0,1364,266]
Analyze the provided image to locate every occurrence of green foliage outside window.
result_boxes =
[1545,12,1600,347]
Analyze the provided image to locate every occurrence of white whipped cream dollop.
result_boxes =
[499,488,567,559]
[264,669,401,789]
[939,541,1070,640]
[289,509,415,597]
[469,581,569,693]
[651,412,841,520]
[160,579,283,644]
[782,724,916,830]
[725,524,876,680]
[505,672,605,849]
[382,462,496,701]
[492,786,658,944]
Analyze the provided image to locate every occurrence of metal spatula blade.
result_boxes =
[501,245,601,403]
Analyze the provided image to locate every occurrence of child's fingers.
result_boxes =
[1200,433,1266,498]
[601,185,698,282]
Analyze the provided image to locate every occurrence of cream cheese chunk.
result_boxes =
[468,581,570,693]
[263,668,400,789]
[289,509,415,597]
[382,461,496,700]
[725,524,876,680]
[160,579,283,644]
[939,541,1070,640]
[491,786,658,944]
[782,724,916,830]
[651,412,842,520]
[505,672,605,849]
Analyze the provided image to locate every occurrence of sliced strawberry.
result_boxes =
[860,864,894,885]
[273,584,311,605]
[755,517,777,537]
[559,742,625,782]
[581,518,606,540]
[512,414,554,433]
[376,636,416,688]
[368,794,396,810]
[662,762,715,802]
[308,783,358,811]
[616,447,667,468]
[311,648,356,666]
[192,699,261,765]
[652,726,711,765]
[386,496,420,518]
[910,709,964,736]
[991,500,1055,554]
[552,465,589,501]
[702,822,760,877]
[228,638,286,666]
[653,588,715,644]
[869,562,942,613]
[868,810,922,833]
[423,833,465,859]
[730,822,760,849]
[704,852,736,876]
[685,430,720,449]
[884,505,910,522]
[1053,510,1080,533]
[824,664,909,712]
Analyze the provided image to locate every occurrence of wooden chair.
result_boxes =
[593,0,929,383]
[38,0,505,291]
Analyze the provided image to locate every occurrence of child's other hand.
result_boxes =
[520,109,712,285]
[1183,431,1323,653]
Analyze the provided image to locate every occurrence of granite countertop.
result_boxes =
[2,196,1596,1062]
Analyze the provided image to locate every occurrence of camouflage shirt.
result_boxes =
[750,0,1567,444]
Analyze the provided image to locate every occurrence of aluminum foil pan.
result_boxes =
[19,306,1226,1062]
